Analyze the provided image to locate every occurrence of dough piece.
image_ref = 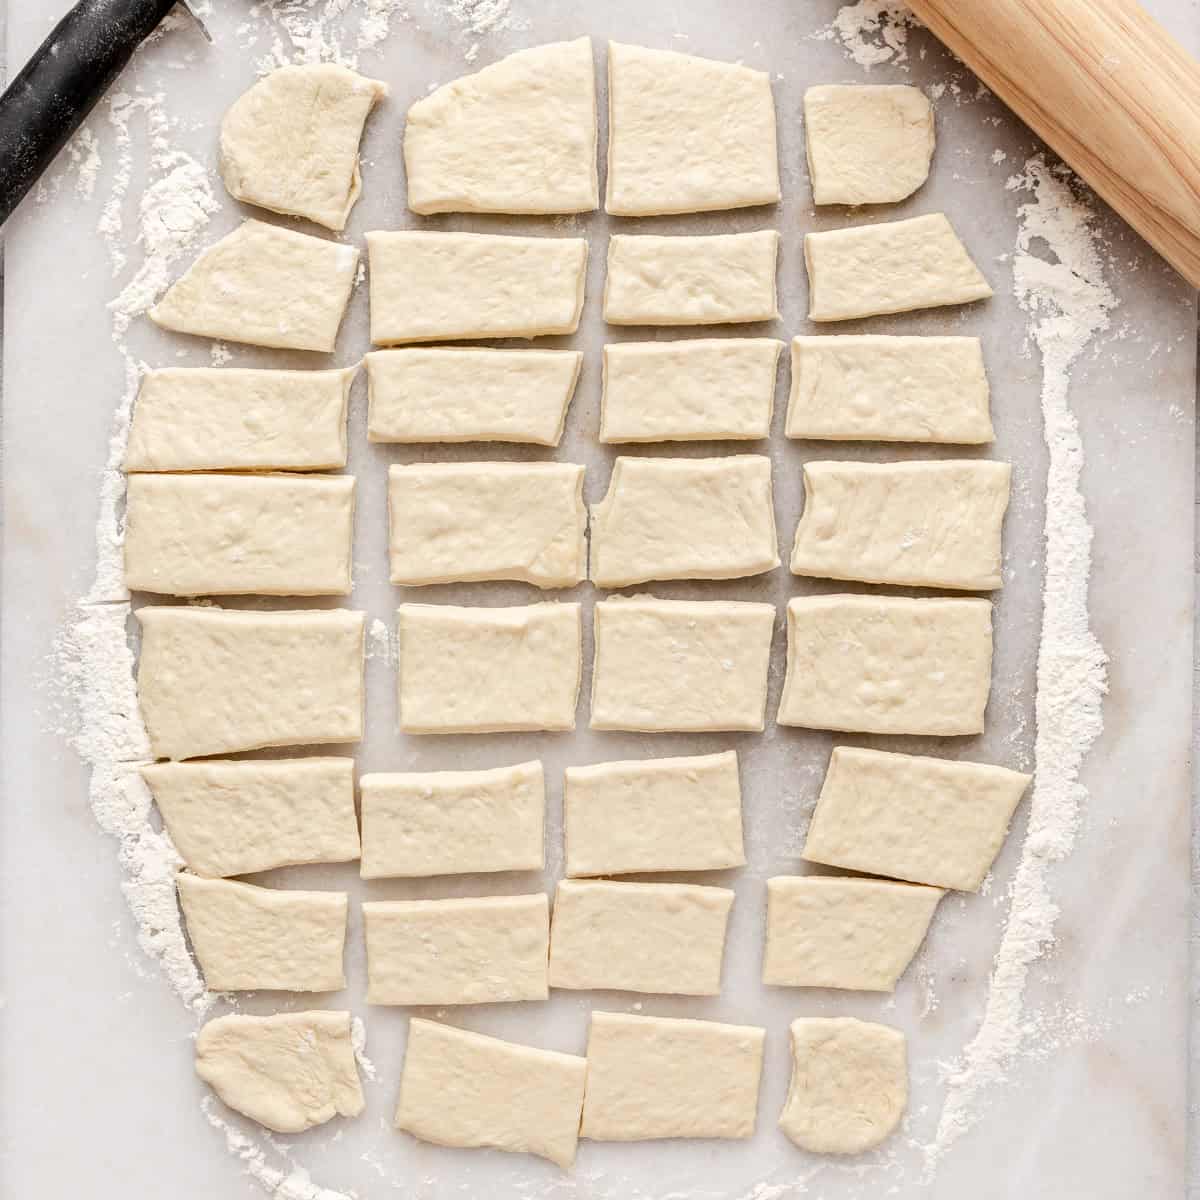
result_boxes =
[404,38,598,215]
[395,1019,587,1169]
[124,367,354,471]
[591,597,774,732]
[805,213,991,322]
[601,338,782,443]
[606,42,779,216]
[366,348,581,446]
[176,874,347,992]
[397,603,580,734]
[564,751,744,876]
[363,894,549,1005]
[762,876,943,991]
[604,231,779,326]
[388,462,586,588]
[790,460,1011,590]
[803,746,1031,891]
[367,232,587,345]
[581,1012,765,1141]
[220,64,387,231]
[548,879,732,995]
[150,220,359,352]
[360,761,544,878]
[779,1018,907,1154]
[804,85,934,206]
[196,1011,365,1133]
[785,336,993,443]
[777,595,992,736]
[136,606,364,760]
[124,473,355,597]
[142,757,359,878]
[590,455,778,586]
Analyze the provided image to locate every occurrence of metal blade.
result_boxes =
[178,0,214,43]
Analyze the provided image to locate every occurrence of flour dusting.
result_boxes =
[824,0,916,68]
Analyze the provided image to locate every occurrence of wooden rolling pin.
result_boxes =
[905,0,1200,287]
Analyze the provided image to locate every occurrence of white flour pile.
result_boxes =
[820,0,916,68]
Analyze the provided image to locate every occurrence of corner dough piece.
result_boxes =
[150,220,359,352]
[790,460,1011,590]
[548,879,732,995]
[564,751,744,876]
[779,1018,907,1154]
[395,1019,587,1169]
[196,1011,365,1133]
[404,38,597,215]
[606,42,779,216]
[604,231,779,326]
[762,876,943,991]
[591,597,774,732]
[777,595,992,736]
[360,761,544,878]
[581,1012,765,1141]
[803,746,1031,891]
[367,231,587,345]
[397,603,580,734]
[136,606,364,760]
[366,348,580,446]
[363,894,549,1005]
[805,213,991,322]
[176,874,347,992]
[785,336,993,443]
[388,462,586,588]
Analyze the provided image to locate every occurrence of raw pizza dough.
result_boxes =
[404,38,598,215]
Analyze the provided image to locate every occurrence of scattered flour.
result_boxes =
[823,0,917,68]
[366,617,396,665]
[350,1018,378,1082]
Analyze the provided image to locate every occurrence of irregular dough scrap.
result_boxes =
[803,746,1031,891]
[404,38,597,215]
[395,1019,587,1169]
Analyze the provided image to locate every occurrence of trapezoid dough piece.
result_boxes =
[803,746,1031,891]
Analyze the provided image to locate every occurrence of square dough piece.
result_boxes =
[363,894,549,1005]
[359,760,544,878]
[591,597,775,732]
[548,879,733,995]
[397,603,581,733]
[805,213,991,322]
[367,231,587,344]
[388,462,586,588]
[124,473,355,597]
[604,231,779,326]
[395,1018,587,1169]
[136,607,364,761]
[606,42,780,216]
[581,1012,765,1141]
[803,746,1031,891]
[777,594,992,736]
[564,751,744,876]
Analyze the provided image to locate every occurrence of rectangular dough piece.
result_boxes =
[136,606,364,760]
[388,462,586,588]
[790,460,1012,590]
[590,597,775,732]
[124,473,355,597]
[365,348,581,446]
[548,879,733,995]
[363,894,549,1005]
[359,761,544,878]
[366,231,587,344]
[395,1018,587,1169]
[604,231,779,326]
[396,603,581,734]
[805,213,992,322]
[581,1012,765,1141]
[785,335,994,443]
[803,746,1032,891]
[564,751,744,876]
[777,594,992,736]
[589,455,778,587]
